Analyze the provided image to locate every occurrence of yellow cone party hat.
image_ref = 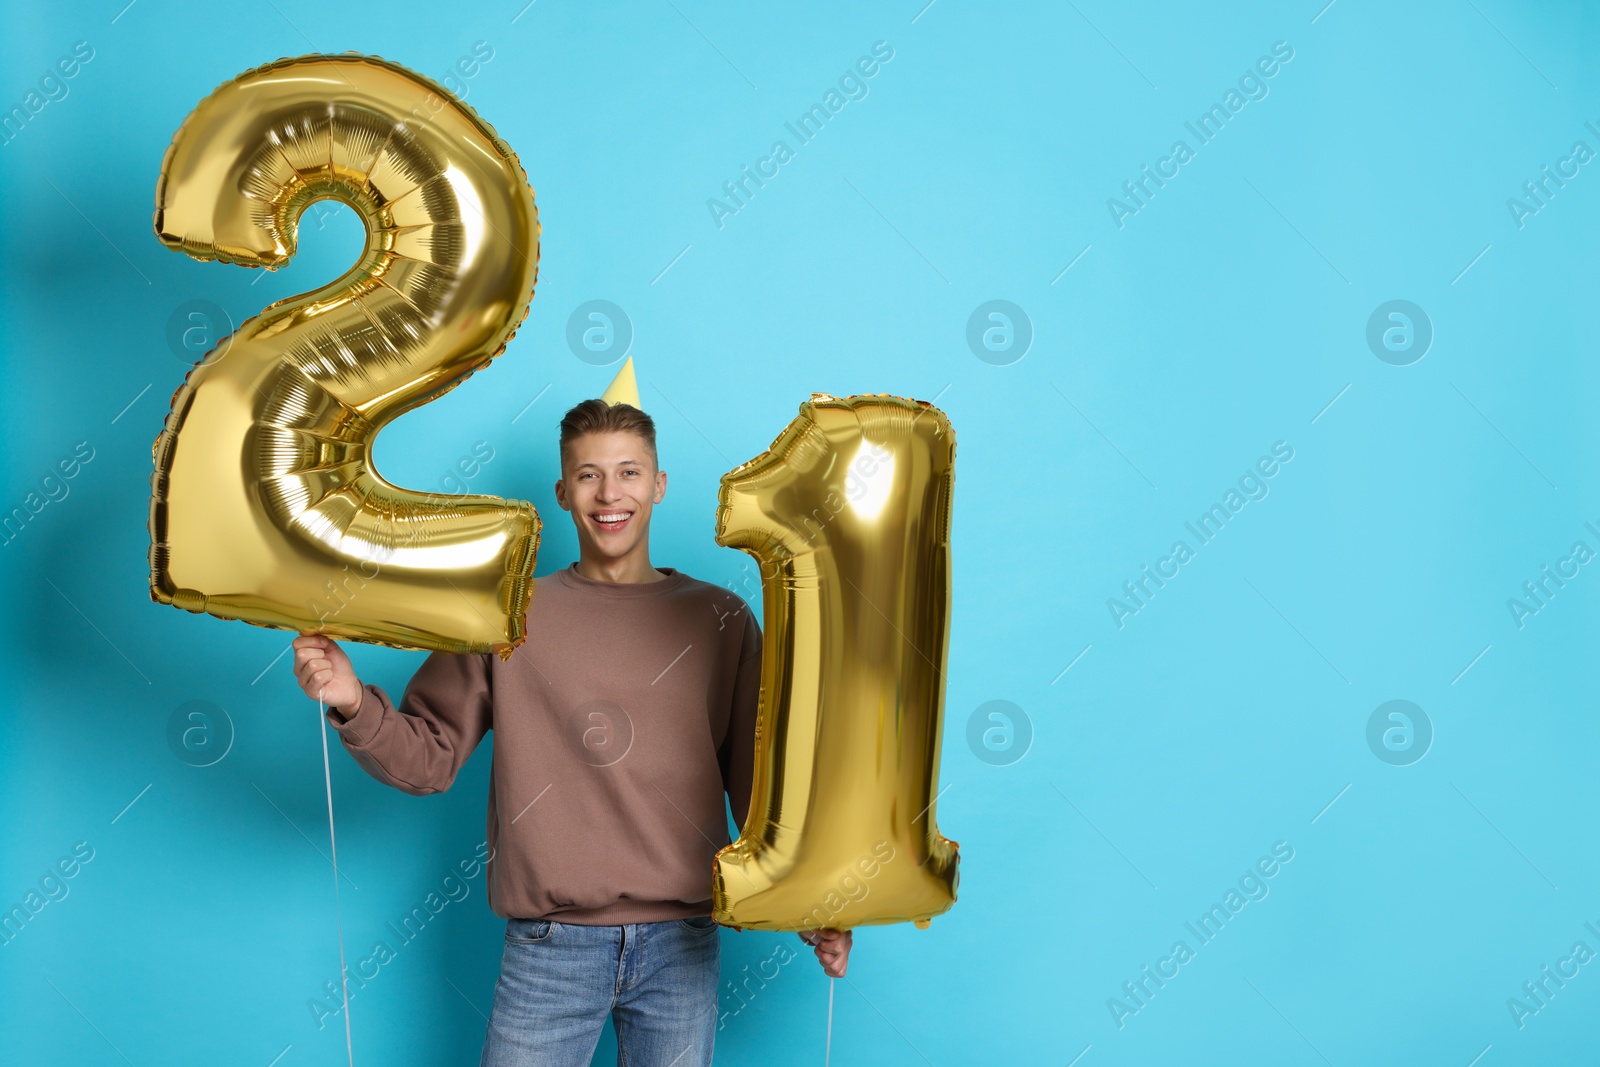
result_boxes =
[600,357,640,409]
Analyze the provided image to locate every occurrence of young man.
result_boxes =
[291,399,851,1066]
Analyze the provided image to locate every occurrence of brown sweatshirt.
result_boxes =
[325,563,761,924]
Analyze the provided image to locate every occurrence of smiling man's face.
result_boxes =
[554,430,667,567]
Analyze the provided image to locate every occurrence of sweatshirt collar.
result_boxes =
[556,562,689,597]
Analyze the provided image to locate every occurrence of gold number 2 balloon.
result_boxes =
[149,54,540,656]
[713,394,960,930]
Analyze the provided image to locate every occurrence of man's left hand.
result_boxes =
[799,928,852,977]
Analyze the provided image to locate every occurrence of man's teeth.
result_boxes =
[595,512,630,522]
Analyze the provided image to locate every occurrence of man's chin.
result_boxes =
[578,534,642,560]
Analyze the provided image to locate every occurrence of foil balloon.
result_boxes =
[712,394,960,931]
[149,54,541,657]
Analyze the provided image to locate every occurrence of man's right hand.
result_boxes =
[292,635,364,714]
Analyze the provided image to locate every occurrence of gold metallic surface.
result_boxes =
[712,394,960,930]
[149,54,541,657]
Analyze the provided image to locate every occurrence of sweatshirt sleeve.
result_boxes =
[720,608,763,833]
[324,650,493,797]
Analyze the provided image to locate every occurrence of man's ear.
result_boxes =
[554,476,569,510]
[654,469,667,504]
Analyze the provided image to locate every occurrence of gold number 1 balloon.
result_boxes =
[712,394,960,930]
[149,54,540,656]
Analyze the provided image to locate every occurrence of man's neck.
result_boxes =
[575,551,665,585]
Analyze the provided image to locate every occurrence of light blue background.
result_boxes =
[3,1,1599,1064]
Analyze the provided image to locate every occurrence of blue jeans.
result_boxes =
[479,916,720,1067]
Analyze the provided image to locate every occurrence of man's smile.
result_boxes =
[590,509,634,533]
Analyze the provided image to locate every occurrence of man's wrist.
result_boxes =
[332,686,365,721]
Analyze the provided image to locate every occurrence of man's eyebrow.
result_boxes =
[572,459,645,470]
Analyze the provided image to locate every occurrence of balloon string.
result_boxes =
[319,692,355,1066]
[824,977,834,1067]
